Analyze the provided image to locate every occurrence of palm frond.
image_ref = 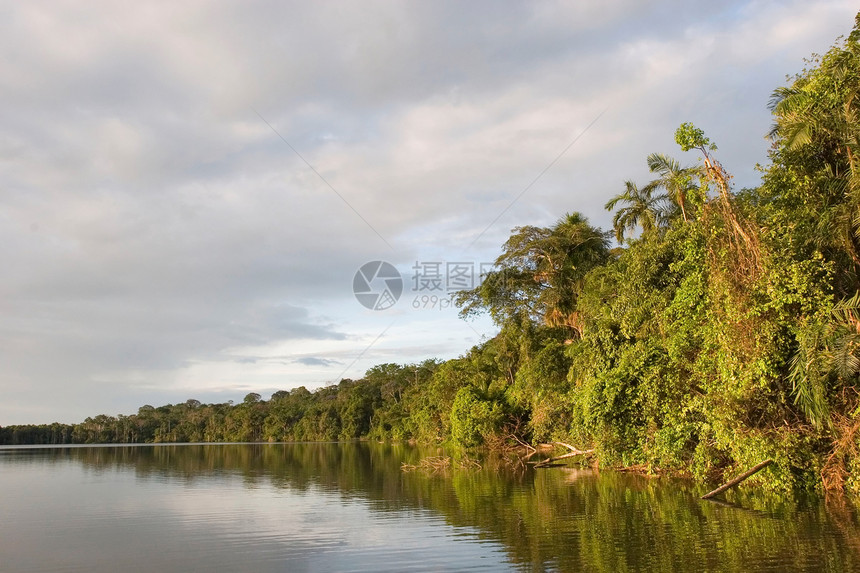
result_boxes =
[768,86,797,111]
[788,323,831,429]
[785,124,813,149]
[646,152,679,175]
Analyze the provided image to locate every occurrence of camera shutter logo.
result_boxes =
[353,261,403,310]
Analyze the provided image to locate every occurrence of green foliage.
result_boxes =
[764,20,860,289]
[789,293,860,429]
[674,122,717,153]
[509,338,572,442]
[456,212,609,335]
[646,152,706,222]
[450,386,506,448]
[605,180,667,242]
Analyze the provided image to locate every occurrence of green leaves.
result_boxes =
[605,180,667,242]
[646,152,704,222]
[788,293,860,429]
[450,386,506,448]
[674,122,717,153]
[456,212,609,335]
[763,16,860,278]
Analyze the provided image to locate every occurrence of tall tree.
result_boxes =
[456,212,609,336]
[645,152,701,222]
[766,13,860,279]
[604,180,667,243]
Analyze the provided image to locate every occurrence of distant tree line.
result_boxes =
[0,363,442,445]
[5,14,860,495]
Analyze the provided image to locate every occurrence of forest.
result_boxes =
[4,14,860,495]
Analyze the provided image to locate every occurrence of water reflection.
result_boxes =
[0,443,857,572]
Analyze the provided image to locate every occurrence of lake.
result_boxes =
[0,442,857,572]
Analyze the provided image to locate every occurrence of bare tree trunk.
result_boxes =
[533,442,594,468]
[702,460,773,499]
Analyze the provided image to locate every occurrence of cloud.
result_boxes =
[0,1,857,424]
[294,357,341,367]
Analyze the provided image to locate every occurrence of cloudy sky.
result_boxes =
[1,1,857,424]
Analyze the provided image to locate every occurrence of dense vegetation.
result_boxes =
[4,14,860,494]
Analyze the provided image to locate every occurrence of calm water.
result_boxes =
[0,443,857,572]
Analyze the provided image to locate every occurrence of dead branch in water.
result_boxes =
[509,434,536,453]
[532,442,594,468]
[702,459,773,499]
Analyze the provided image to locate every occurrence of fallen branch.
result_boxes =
[509,434,537,458]
[533,442,594,468]
[554,441,589,453]
[509,434,534,450]
[701,459,773,499]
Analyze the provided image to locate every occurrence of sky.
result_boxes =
[1,1,857,425]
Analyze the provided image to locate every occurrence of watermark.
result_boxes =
[411,294,455,311]
[353,260,495,311]
[353,261,403,310]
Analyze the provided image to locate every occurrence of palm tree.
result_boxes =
[604,180,666,243]
[789,292,860,429]
[547,212,612,274]
[646,152,700,222]
[767,33,860,271]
